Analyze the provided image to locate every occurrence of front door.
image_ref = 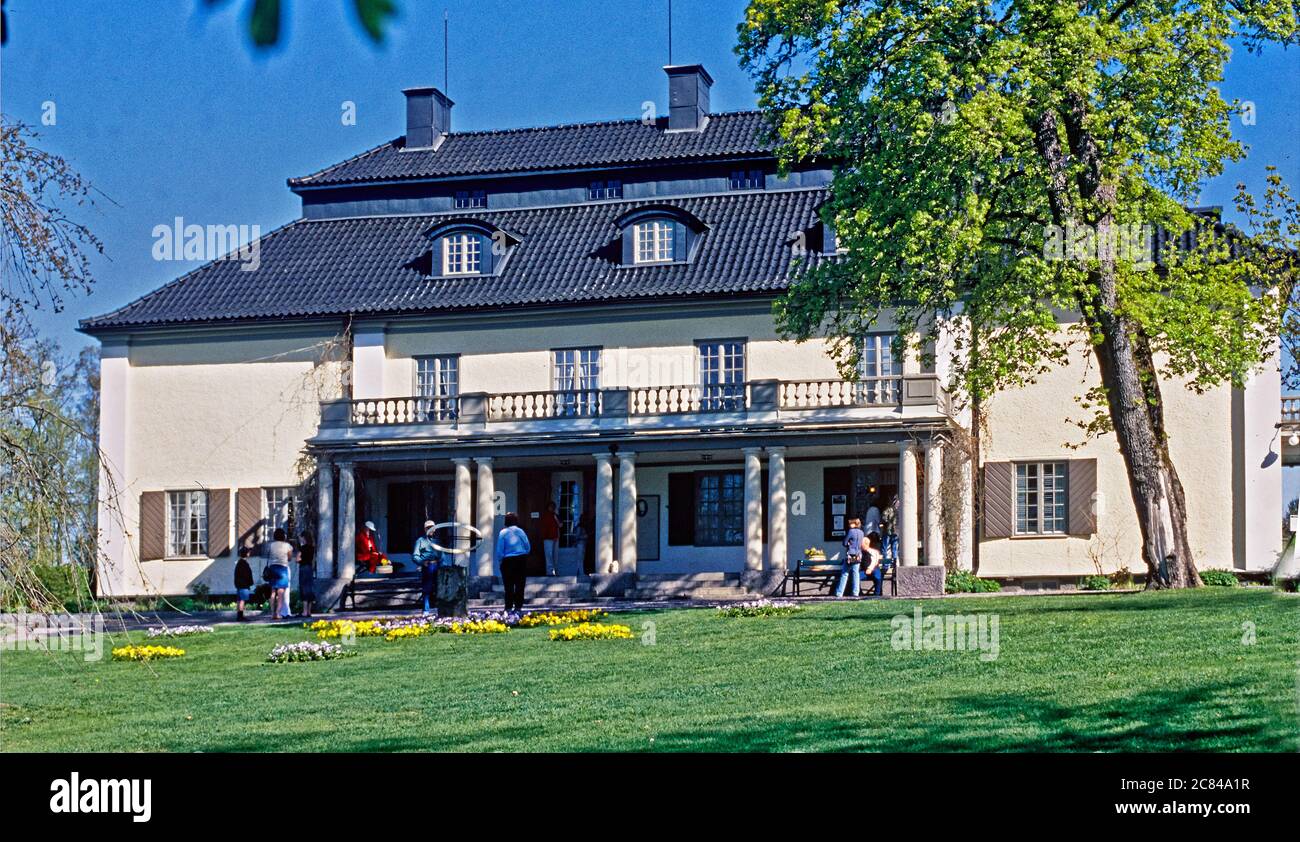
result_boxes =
[551,472,585,575]
[516,470,551,576]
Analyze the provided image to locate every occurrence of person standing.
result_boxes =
[863,499,883,540]
[496,512,532,612]
[834,517,865,598]
[298,530,316,618]
[234,546,255,621]
[263,528,295,621]
[413,520,441,613]
[540,502,561,576]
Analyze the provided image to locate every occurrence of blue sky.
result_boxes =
[4,1,1299,503]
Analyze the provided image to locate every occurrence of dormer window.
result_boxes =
[442,232,482,275]
[454,190,487,209]
[634,219,675,264]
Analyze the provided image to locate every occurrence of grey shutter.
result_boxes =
[480,233,496,275]
[1067,459,1098,535]
[139,491,166,561]
[621,229,635,265]
[982,462,1013,539]
[237,487,264,549]
[672,222,689,262]
[207,489,231,558]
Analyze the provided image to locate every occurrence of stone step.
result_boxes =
[627,582,750,595]
[636,572,737,582]
[627,587,753,600]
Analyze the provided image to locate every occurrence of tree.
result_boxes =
[738,0,1298,588]
[200,0,399,48]
[1,120,105,609]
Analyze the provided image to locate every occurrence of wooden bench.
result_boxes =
[787,557,897,597]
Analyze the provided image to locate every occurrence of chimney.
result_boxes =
[664,64,713,132]
[403,87,454,149]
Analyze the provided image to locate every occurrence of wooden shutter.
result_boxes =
[236,487,263,549]
[139,491,166,561]
[621,229,636,265]
[667,472,696,546]
[480,233,496,274]
[982,462,1014,539]
[823,466,851,540]
[1067,459,1098,536]
[207,489,231,558]
[672,222,689,262]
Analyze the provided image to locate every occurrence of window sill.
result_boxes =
[163,555,211,562]
[1008,533,1069,540]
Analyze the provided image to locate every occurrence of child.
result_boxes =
[234,546,255,621]
[862,532,885,596]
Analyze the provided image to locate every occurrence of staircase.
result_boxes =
[470,576,599,608]
[626,572,756,602]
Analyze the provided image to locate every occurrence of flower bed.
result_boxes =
[112,644,186,661]
[548,622,634,641]
[145,624,214,638]
[444,619,510,635]
[306,619,387,640]
[267,641,356,663]
[517,609,608,628]
[715,599,802,618]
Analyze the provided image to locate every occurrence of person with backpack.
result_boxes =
[834,517,866,598]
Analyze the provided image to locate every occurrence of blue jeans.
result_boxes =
[421,563,439,611]
[833,560,861,597]
[868,562,891,596]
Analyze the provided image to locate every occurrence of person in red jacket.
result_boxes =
[357,520,388,574]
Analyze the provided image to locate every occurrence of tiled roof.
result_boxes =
[80,189,827,331]
[288,111,773,187]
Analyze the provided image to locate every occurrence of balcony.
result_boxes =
[314,375,948,444]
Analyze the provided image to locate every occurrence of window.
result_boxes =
[588,180,623,200]
[416,355,459,421]
[857,333,903,403]
[698,340,746,411]
[634,219,675,264]
[695,471,745,546]
[552,348,601,416]
[442,233,482,275]
[263,487,299,540]
[557,479,582,548]
[1015,462,1067,535]
[167,490,208,557]
[730,169,764,190]
[453,189,487,209]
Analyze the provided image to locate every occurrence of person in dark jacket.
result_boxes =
[234,546,255,621]
[298,530,316,618]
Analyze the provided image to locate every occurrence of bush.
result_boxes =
[1199,569,1240,587]
[1108,566,1135,588]
[1275,577,1299,593]
[945,570,1002,594]
[1079,575,1111,591]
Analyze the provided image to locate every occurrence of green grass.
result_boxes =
[2,589,1296,751]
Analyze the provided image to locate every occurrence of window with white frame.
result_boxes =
[698,339,745,410]
[557,479,582,548]
[263,487,299,540]
[1015,462,1068,535]
[695,471,745,546]
[857,333,903,403]
[729,169,764,190]
[454,189,487,209]
[588,180,623,200]
[416,355,459,421]
[442,233,482,275]
[633,219,674,264]
[167,490,208,557]
[553,347,601,416]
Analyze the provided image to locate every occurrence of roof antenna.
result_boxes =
[667,0,673,65]
[443,9,449,94]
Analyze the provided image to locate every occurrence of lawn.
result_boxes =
[1,589,1296,752]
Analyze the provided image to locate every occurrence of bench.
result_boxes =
[788,557,897,597]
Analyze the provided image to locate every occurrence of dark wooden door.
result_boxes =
[387,480,453,555]
[515,470,552,576]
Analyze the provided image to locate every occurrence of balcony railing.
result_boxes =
[1283,395,1300,424]
[320,374,946,435]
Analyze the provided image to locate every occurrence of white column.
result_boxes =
[743,447,764,570]
[452,457,473,561]
[351,325,386,400]
[957,456,974,571]
[97,339,130,597]
[898,444,919,566]
[337,462,357,580]
[595,453,615,573]
[924,442,944,566]
[474,457,496,578]
[766,447,788,571]
[617,452,638,573]
[315,459,335,578]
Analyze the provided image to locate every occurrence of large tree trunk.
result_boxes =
[1032,102,1200,589]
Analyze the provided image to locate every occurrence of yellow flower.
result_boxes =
[548,622,633,642]
[112,644,186,661]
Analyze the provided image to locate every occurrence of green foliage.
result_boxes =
[945,570,1001,593]
[1080,575,1112,591]
[0,563,91,611]
[203,0,400,49]
[1199,569,1240,587]
[737,0,1297,413]
[1109,566,1136,589]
